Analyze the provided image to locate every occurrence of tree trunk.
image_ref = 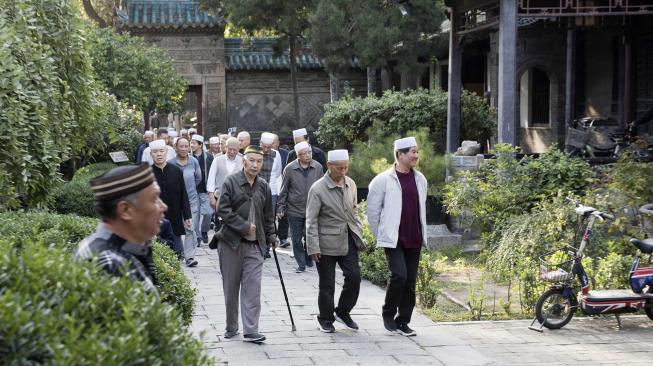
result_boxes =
[82,0,109,28]
[288,35,301,127]
[329,74,340,102]
[366,67,377,96]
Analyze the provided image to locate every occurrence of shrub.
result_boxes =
[52,162,116,217]
[317,88,496,152]
[153,241,197,325]
[348,121,446,193]
[0,211,195,325]
[0,240,211,365]
[443,144,595,233]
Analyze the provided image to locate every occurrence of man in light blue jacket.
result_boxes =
[366,137,427,336]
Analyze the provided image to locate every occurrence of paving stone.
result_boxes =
[186,238,653,365]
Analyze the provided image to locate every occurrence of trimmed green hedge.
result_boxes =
[52,162,116,218]
[0,240,210,365]
[0,211,196,325]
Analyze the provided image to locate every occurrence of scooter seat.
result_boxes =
[631,238,653,254]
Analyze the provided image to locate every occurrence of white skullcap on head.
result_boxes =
[192,134,204,144]
[294,141,310,154]
[260,132,275,145]
[226,137,239,148]
[188,128,197,133]
[168,130,178,138]
[327,149,349,162]
[394,137,417,151]
[180,129,188,134]
[209,137,220,145]
[149,139,166,150]
[144,130,154,136]
[293,128,307,138]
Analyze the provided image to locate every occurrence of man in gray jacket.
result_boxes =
[216,145,278,343]
[277,141,323,273]
[306,149,365,333]
[366,137,428,337]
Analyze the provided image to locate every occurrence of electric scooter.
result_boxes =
[529,203,653,332]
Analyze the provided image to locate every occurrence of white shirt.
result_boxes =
[269,149,282,196]
[141,145,176,165]
[225,158,237,174]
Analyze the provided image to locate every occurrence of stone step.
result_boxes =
[426,224,462,250]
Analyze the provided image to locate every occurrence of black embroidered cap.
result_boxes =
[90,163,155,201]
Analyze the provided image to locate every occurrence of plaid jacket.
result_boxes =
[75,224,157,292]
[259,150,276,184]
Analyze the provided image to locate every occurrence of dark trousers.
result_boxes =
[383,245,421,324]
[288,216,313,270]
[278,214,289,241]
[316,233,361,322]
[170,234,185,260]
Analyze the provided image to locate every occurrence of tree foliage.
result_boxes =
[308,0,447,74]
[317,88,496,152]
[86,26,186,113]
[0,0,100,209]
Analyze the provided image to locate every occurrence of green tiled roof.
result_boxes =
[123,0,224,29]
[225,38,361,71]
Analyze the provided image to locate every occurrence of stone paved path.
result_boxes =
[186,245,653,365]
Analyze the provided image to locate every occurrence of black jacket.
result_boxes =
[286,145,327,173]
[216,171,276,254]
[153,163,191,236]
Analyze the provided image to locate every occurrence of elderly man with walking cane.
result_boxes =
[306,149,365,333]
[215,145,279,343]
[366,137,427,337]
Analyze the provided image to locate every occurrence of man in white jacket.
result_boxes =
[365,137,427,337]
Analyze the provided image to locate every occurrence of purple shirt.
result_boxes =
[397,169,422,249]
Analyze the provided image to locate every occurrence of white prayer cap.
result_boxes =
[144,130,154,137]
[294,141,310,154]
[209,136,220,145]
[168,130,178,138]
[180,129,188,135]
[149,139,166,150]
[327,149,349,162]
[293,128,308,138]
[192,134,204,144]
[260,132,275,145]
[226,137,239,148]
[188,128,197,134]
[394,136,417,151]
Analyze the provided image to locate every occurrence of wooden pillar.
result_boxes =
[446,4,462,154]
[497,0,517,145]
[565,28,576,125]
[623,36,633,126]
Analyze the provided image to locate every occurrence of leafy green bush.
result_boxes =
[348,121,446,193]
[51,162,116,217]
[317,88,496,152]
[0,0,99,210]
[153,241,197,325]
[0,211,196,325]
[443,144,595,233]
[0,240,211,365]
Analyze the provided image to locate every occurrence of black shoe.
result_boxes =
[185,258,198,267]
[264,252,271,259]
[295,267,305,273]
[317,317,335,333]
[280,239,290,248]
[396,323,416,336]
[202,232,209,243]
[383,316,397,332]
[224,330,239,339]
[243,333,266,343]
[335,312,359,330]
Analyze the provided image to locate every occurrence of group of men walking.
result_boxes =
[77,125,428,344]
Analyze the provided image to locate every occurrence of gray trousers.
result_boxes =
[183,199,199,259]
[218,240,264,334]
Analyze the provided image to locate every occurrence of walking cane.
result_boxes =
[272,220,297,332]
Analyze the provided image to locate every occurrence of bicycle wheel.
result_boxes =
[535,288,577,329]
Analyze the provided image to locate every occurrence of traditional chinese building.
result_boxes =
[444,0,653,153]
[117,0,366,138]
